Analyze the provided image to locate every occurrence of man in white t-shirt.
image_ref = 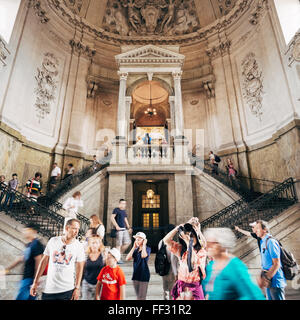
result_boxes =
[30,219,85,300]
[49,163,61,191]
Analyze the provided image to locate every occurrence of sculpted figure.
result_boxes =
[123,0,141,33]
[159,0,176,33]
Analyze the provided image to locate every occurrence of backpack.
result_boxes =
[266,236,299,280]
[155,241,171,276]
[214,155,221,163]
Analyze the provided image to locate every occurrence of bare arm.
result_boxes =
[120,285,125,300]
[71,261,85,300]
[34,254,43,278]
[6,256,24,273]
[141,240,148,259]
[124,217,131,230]
[30,255,49,297]
[235,226,251,237]
[111,214,120,230]
[95,281,102,300]
[163,225,180,247]
[126,244,136,261]
[266,258,281,279]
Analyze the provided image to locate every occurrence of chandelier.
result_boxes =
[144,81,157,117]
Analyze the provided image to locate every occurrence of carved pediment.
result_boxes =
[115,44,185,66]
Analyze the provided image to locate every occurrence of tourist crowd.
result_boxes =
[0,197,289,301]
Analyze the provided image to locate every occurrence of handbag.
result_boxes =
[110,228,117,238]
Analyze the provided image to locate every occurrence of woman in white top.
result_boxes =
[62,191,84,233]
[85,215,105,241]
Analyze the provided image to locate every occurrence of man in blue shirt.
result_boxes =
[111,199,132,264]
[255,220,286,300]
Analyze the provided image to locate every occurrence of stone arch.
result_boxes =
[126,76,174,97]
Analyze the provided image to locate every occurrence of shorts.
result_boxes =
[116,229,131,247]
[42,289,74,300]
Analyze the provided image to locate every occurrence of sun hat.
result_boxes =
[108,248,121,262]
[133,232,147,240]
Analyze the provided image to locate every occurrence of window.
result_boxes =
[143,213,150,229]
[142,194,160,209]
[273,0,300,44]
[152,213,159,229]
[0,0,21,43]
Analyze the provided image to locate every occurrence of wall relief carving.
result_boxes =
[102,0,200,36]
[34,53,59,122]
[28,0,49,23]
[287,32,300,67]
[241,52,264,121]
[0,36,10,68]
[63,0,83,14]
[218,0,237,16]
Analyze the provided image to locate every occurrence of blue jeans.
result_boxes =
[266,287,285,300]
[3,192,16,211]
[15,278,36,300]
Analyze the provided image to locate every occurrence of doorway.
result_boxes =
[132,180,169,253]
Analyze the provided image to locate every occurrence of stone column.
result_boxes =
[172,71,184,138]
[116,71,128,139]
[111,72,128,164]
[172,71,189,164]
[174,173,194,224]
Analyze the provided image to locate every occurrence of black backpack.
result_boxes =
[155,241,171,276]
[214,155,221,163]
[266,236,299,280]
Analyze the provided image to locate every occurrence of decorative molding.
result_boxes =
[206,40,232,59]
[172,70,183,80]
[115,44,185,66]
[202,80,215,99]
[34,52,59,122]
[69,39,96,58]
[28,0,50,23]
[117,71,129,81]
[241,52,264,121]
[0,36,10,67]
[63,0,83,14]
[249,0,268,25]
[287,31,300,67]
[46,0,253,45]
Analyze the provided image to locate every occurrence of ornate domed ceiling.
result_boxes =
[57,0,240,44]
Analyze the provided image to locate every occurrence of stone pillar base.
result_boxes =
[111,137,127,165]
[174,136,190,165]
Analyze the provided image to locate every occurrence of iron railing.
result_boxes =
[0,182,89,239]
[43,152,112,205]
[189,152,280,202]
[200,177,298,239]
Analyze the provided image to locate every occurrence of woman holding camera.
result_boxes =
[163,217,207,300]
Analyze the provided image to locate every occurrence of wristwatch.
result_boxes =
[75,285,80,290]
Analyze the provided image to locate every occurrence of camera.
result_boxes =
[178,223,193,234]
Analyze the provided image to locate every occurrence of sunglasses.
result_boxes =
[60,245,66,256]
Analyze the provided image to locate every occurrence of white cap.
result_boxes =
[133,232,147,240]
[249,222,257,227]
[108,248,121,262]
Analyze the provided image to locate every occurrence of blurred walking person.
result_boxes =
[30,219,85,300]
[1,224,44,300]
[62,191,83,233]
[126,232,151,300]
[81,236,106,300]
[85,215,105,242]
[202,228,265,300]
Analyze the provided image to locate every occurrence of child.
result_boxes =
[126,232,151,300]
[95,248,126,300]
